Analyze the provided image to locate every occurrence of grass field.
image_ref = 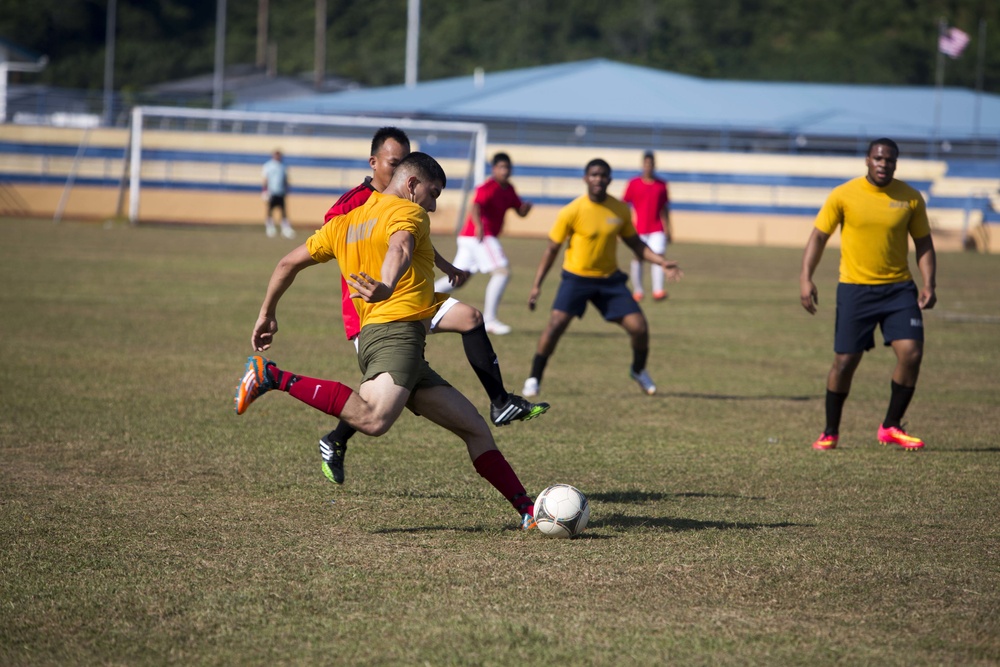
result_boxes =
[1,217,998,666]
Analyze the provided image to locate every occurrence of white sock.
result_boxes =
[484,271,509,323]
[651,263,664,294]
[630,259,643,294]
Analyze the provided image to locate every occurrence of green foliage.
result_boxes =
[1,0,998,93]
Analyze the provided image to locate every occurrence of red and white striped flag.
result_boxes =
[939,27,971,59]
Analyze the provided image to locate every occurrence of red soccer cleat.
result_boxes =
[811,433,839,450]
[877,425,925,450]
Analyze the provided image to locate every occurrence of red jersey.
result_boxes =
[458,178,523,238]
[622,177,669,235]
[324,177,376,340]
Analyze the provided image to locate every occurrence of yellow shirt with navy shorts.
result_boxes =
[815,177,931,285]
[815,177,931,353]
[548,194,642,321]
[550,195,636,278]
[307,191,449,391]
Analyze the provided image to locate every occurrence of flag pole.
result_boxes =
[932,17,946,159]
[972,18,986,146]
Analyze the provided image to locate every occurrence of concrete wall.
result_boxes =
[1,124,994,252]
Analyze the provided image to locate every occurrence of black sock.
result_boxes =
[530,353,549,383]
[323,420,356,446]
[883,381,915,429]
[824,389,848,436]
[631,348,649,375]
[461,324,508,408]
[270,364,298,391]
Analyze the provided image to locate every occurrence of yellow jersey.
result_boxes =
[815,177,931,285]
[307,191,443,327]
[549,194,636,278]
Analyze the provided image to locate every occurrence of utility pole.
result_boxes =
[405,0,419,88]
[213,0,227,111]
[315,0,326,90]
[256,0,268,69]
[102,0,117,126]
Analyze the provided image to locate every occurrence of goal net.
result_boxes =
[124,105,488,230]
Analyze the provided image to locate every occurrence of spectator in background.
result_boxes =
[623,151,672,301]
[262,150,295,239]
[434,152,533,335]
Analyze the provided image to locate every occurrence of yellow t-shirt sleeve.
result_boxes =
[305,220,338,263]
[814,189,844,235]
[548,200,576,244]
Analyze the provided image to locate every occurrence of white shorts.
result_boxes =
[429,297,460,332]
[638,231,667,255]
[451,235,508,274]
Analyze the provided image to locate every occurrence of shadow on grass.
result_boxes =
[371,525,492,534]
[661,391,816,402]
[591,513,808,532]
[946,447,1000,453]
[588,491,766,503]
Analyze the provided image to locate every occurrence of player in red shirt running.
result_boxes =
[622,151,673,302]
[434,153,533,335]
[316,130,548,485]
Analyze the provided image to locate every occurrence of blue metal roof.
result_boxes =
[238,58,1000,141]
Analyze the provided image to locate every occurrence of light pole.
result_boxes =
[103,0,117,126]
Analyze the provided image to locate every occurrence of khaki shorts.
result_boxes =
[356,320,450,392]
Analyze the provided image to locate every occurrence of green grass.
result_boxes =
[1,217,998,666]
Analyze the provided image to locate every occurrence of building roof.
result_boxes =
[147,63,359,107]
[237,58,1000,142]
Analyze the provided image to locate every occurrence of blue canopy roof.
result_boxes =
[238,59,1000,141]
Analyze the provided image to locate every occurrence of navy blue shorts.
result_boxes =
[551,270,642,321]
[834,282,923,354]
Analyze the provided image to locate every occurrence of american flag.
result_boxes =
[939,27,971,59]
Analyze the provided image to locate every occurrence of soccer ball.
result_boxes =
[533,484,590,538]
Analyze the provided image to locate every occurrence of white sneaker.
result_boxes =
[630,368,657,395]
[522,377,539,398]
[485,320,512,335]
[281,226,296,239]
[265,224,278,238]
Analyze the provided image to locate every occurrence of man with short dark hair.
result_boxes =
[435,152,533,335]
[261,150,295,239]
[236,152,538,530]
[623,150,672,302]
[316,129,547,487]
[522,158,682,398]
[800,138,937,451]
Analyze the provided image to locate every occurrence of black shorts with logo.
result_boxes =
[834,281,923,354]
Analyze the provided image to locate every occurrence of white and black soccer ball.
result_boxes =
[533,484,590,538]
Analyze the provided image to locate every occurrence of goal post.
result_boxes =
[126,105,488,228]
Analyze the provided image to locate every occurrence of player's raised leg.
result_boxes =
[431,299,549,426]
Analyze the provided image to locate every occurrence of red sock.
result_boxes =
[285,373,354,416]
[473,449,533,515]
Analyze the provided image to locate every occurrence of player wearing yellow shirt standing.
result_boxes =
[800,138,937,451]
[235,153,538,529]
[522,158,682,398]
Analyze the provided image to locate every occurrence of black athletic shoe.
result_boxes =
[319,435,347,484]
[490,393,550,427]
